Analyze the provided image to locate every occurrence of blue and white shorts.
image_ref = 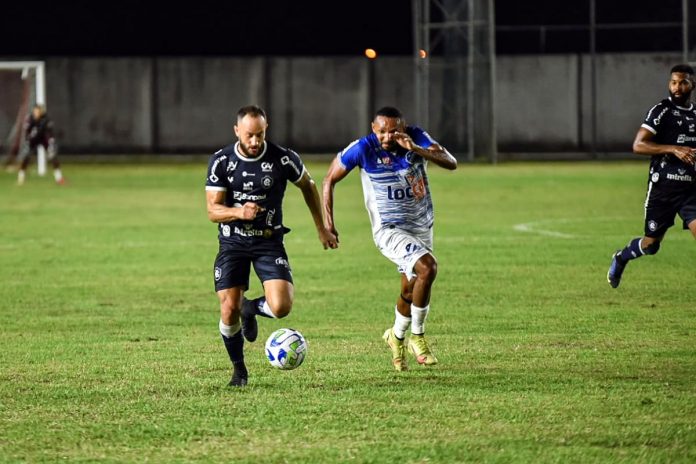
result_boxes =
[374,225,434,281]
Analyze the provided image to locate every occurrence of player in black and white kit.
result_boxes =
[206,105,337,386]
[607,64,696,288]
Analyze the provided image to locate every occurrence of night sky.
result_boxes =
[0,0,685,57]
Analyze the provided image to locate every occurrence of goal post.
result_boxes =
[0,61,47,175]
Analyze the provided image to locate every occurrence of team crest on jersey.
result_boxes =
[262,175,273,189]
[651,172,659,183]
[648,220,658,232]
[214,267,222,281]
[221,225,231,237]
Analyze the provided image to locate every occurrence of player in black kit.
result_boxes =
[206,105,337,386]
[607,64,696,288]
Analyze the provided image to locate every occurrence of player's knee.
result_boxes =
[218,294,241,319]
[416,260,438,283]
[270,300,292,318]
[642,241,661,255]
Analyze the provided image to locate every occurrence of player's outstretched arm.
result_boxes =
[295,171,338,250]
[322,157,351,243]
[633,127,696,164]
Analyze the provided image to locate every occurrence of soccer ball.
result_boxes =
[265,328,307,370]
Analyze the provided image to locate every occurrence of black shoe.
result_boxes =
[228,364,248,387]
[607,251,627,288]
[240,297,258,342]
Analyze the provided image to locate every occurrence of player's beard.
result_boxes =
[239,141,263,158]
[670,89,692,107]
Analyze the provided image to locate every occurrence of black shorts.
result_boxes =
[644,182,696,237]
[213,238,293,292]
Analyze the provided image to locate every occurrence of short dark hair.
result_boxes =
[374,106,403,119]
[671,64,694,76]
[237,105,267,121]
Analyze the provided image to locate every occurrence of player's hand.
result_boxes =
[319,227,339,250]
[393,132,417,151]
[239,202,265,220]
[673,145,696,164]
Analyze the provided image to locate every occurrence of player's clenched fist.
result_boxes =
[239,202,265,220]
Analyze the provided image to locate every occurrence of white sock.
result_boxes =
[53,169,63,182]
[258,300,276,318]
[410,304,430,335]
[393,306,411,339]
[219,319,241,338]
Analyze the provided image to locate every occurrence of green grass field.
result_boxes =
[1,160,695,463]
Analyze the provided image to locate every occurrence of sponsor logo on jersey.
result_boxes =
[233,226,274,238]
[227,161,238,172]
[208,155,227,183]
[266,208,275,226]
[275,257,290,268]
[261,162,274,172]
[666,172,694,182]
[262,175,273,189]
[689,124,695,132]
[676,134,696,143]
[387,185,414,200]
[233,192,267,201]
[281,155,301,177]
[653,107,669,126]
[242,171,255,177]
[677,120,683,126]
[243,181,254,191]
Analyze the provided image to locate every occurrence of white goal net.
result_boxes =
[0,61,47,175]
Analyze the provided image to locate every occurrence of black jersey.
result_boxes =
[205,141,305,243]
[25,113,54,144]
[641,98,696,189]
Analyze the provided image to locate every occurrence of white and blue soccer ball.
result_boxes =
[265,328,307,370]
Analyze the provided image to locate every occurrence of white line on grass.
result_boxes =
[513,220,577,239]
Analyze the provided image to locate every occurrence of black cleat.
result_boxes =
[240,297,258,342]
[607,251,627,288]
[228,364,248,387]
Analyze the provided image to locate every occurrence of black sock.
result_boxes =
[250,296,274,318]
[619,237,643,262]
[221,330,244,365]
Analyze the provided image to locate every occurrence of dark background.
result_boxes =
[0,0,684,56]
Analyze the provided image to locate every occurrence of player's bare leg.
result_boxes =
[688,219,696,239]
[407,254,438,365]
[217,287,247,386]
[241,279,293,342]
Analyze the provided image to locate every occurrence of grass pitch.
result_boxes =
[1,160,695,463]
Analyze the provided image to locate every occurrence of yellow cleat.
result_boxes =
[408,334,438,365]
[382,328,408,372]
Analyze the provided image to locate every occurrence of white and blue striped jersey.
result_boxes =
[337,126,438,236]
